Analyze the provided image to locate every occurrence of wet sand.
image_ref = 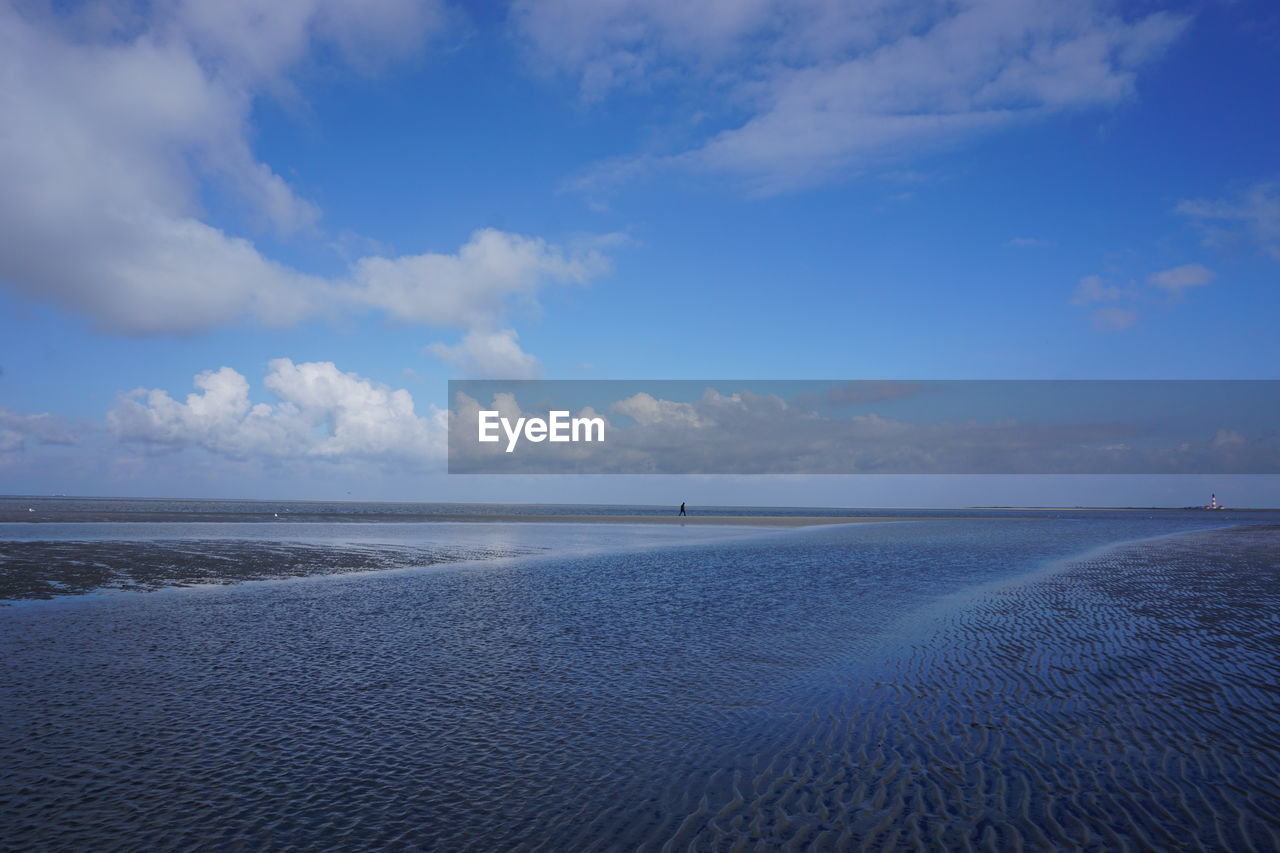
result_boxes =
[0,517,931,600]
[0,539,542,600]
[620,524,1280,850]
[3,521,1278,849]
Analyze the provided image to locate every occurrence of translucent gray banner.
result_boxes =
[447,380,1280,474]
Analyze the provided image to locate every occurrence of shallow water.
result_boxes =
[2,511,1278,850]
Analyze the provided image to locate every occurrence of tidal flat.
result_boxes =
[2,507,1278,850]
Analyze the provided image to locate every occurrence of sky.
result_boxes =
[0,0,1277,506]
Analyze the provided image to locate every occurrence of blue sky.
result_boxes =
[0,0,1277,505]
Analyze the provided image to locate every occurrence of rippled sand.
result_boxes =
[3,522,1278,850]
[622,525,1280,850]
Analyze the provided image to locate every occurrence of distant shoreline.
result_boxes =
[967,506,1277,511]
[385,514,927,527]
[0,512,942,527]
[4,504,1276,525]
[5,495,1279,514]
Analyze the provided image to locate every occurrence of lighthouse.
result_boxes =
[1203,493,1224,510]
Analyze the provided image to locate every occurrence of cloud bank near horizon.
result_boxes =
[109,359,446,464]
[449,381,1280,475]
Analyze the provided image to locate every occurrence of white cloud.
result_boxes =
[1005,237,1053,249]
[427,328,543,379]
[0,1,446,333]
[517,0,1187,192]
[1091,306,1138,332]
[0,406,80,450]
[1071,263,1212,331]
[1148,263,1214,296]
[169,0,445,84]
[611,388,788,428]
[0,4,328,333]
[1177,182,1280,259]
[1071,274,1124,305]
[0,1,607,349]
[355,229,610,328]
[512,0,779,100]
[612,392,709,428]
[0,430,24,454]
[109,359,446,463]
[1211,429,1245,448]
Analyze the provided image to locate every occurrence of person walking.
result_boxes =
[679,502,687,517]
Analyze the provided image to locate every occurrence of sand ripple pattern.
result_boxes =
[624,525,1280,851]
[3,520,1277,850]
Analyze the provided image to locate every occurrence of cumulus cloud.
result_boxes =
[0,5,313,332]
[0,2,445,334]
[109,359,446,463]
[356,229,610,328]
[1177,182,1280,259]
[516,0,1187,191]
[1148,263,1215,296]
[0,407,80,446]
[0,2,610,349]
[0,406,81,456]
[427,328,543,379]
[612,392,709,428]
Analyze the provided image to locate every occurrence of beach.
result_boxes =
[0,499,1011,601]
[8,1,1277,848]
[0,511,920,601]
[628,523,1280,850]
[3,507,1280,850]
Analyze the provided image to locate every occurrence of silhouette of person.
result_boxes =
[679,502,687,517]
